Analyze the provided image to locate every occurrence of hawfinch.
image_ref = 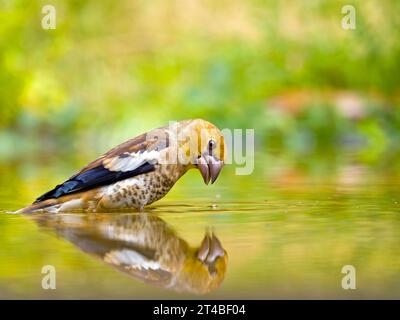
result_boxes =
[32,212,228,294]
[18,119,225,213]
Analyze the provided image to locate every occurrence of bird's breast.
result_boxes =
[99,164,185,210]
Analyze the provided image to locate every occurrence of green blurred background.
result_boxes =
[1,0,399,162]
[1,0,400,299]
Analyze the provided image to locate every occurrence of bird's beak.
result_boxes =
[196,155,224,185]
[197,232,225,263]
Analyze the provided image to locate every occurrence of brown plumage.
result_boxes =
[17,119,225,213]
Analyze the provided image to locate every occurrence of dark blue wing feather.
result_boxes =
[34,162,155,203]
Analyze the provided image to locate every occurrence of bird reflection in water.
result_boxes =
[31,213,228,294]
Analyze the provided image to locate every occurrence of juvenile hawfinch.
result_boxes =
[18,119,225,213]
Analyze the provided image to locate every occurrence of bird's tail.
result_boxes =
[16,189,100,213]
[16,198,60,214]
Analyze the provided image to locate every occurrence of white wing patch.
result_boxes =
[100,225,147,244]
[103,150,160,172]
[104,249,161,270]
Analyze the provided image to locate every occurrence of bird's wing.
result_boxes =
[103,248,174,286]
[32,213,175,286]
[34,129,169,203]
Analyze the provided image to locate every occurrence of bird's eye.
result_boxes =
[208,139,216,154]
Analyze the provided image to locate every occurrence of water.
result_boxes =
[1,151,400,299]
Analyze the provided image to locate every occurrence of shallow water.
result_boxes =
[1,150,400,299]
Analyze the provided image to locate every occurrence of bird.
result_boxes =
[31,212,228,294]
[17,119,225,213]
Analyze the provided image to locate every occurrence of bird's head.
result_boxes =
[176,119,225,184]
[176,231,228,294]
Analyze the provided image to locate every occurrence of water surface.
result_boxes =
[1,151,400,299]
